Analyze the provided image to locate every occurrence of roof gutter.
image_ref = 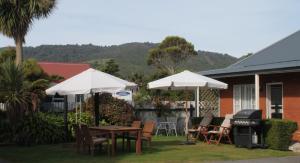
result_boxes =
[205,67,300,79]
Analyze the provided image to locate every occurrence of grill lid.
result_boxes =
[233,109,262,119]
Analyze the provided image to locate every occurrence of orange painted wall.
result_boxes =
[218,72,300,140]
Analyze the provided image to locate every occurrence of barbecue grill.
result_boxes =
[231,109,264,148]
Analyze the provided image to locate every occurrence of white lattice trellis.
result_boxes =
[198,89,220,117]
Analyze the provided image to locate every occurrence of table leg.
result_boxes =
[136,130,142,155]
[111,131,116,156]
[122,133,125,151]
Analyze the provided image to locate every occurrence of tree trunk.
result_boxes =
[15,38,23,65]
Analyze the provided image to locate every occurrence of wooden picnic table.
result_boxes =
[89,126,142,156]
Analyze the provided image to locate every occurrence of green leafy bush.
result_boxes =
[99,93,134,125]
[13,113,66,145]
[264,119,298,150]
[0,118,13,144]
[68,112,93,126]
[0,110,95,145]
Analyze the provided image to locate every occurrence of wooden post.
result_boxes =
[196,87,200,117]
[64,95,69,142]
[94,92,100,126]
[255,74,260,109]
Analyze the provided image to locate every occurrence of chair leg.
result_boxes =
[127,138,131,152]
[122,135,125,151]
[208,134,214,144]
[107,141,110,156]
[155,125,160,136]
[91,145,95,156]
[203,134,209,143]
[148,138,151,147]
[114,137,117,151]
[216,134,223,145]
[227,135,232,144]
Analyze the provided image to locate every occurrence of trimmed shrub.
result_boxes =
[264,119,298,150]
[13,113,66,145]
[0,111,96,145]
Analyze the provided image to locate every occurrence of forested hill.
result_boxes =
[21,42,238,76]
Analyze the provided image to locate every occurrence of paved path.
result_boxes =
[207,156,300,163]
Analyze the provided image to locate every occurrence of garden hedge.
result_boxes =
[0,112,94,146]
[264,119,298,150]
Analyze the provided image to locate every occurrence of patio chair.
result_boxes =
[166,117,178,136]
[155,118,169,136]
[127,120,156,149]
[81,124,110,156]
[73,124,84,153]
[131,121,142,128]
[120,121,142,151]
[207,114,233,145]
[187,112,214,142]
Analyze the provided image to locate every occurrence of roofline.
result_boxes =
[38,61,90,66]
[229,30,300,68]
[205,66,300,79]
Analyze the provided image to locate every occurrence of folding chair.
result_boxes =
[208,114,233,145]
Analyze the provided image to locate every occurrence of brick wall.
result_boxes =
[218,72,300,141]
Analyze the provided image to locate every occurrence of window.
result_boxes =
[233,84,255,113]
[75,94,84,102]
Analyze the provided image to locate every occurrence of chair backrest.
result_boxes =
[157,117,165,123]
[219,114,233,133]
[167,117,177,123]
[131,121,142,128]
[143,121,155,138]
[199,112,214,127]
[80,124,93,144]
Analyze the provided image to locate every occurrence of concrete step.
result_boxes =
[289,142,300,152]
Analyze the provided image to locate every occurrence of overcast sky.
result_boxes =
[0,0,299,57]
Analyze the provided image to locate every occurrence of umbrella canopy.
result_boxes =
[148,70,227,137]
[148,70,227,90]
[46,68,137,95]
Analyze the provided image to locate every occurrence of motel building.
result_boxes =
[201,30,300,140]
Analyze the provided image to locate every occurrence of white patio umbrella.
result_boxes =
[46,68,137,124]
[46,68,136,95]
[148,70,227,143]
[148,70,227,90]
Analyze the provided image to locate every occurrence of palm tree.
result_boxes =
[0,60,49,122]
[0,0,56,65]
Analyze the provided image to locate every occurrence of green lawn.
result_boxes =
[0,136,298,163]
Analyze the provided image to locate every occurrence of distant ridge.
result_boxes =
[3,42,238,76]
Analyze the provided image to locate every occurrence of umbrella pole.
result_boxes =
[185,90,189,140]
[75,96,78,124]
[180,90,195,145]
[80,95,82,124]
